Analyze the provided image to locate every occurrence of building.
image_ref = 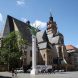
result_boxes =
[3,15,32,68]
[37,15,68,70]
[66,45,78,70]
[2,15,69,71]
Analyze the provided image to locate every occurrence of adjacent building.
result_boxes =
[66,45,78,70]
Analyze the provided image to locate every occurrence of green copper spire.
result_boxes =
[30,26,37,36]
[26,21,38,36]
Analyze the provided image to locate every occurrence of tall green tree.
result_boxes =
[0,31,27,70]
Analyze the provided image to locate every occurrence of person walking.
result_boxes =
[14,69,17,77]
[52,65,55,74]
[12,68,14,78]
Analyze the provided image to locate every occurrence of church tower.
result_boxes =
[47,14,57,36]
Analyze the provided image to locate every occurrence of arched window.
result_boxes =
[43,54,45,58]
[30,50,32,57]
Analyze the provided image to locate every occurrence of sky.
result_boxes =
[0,0,78,47]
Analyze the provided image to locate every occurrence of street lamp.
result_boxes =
[26,21,39,75]
[30,35,38,75]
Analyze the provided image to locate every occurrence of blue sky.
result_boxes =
[0,0,78,47]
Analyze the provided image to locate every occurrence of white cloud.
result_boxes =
[16,0,25,6]
[32,20,47,30]
[21,18,27,23]
[0,13,3,22]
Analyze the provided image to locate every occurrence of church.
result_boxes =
[2,14,68,71]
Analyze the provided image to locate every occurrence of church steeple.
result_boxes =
[47,13,57,35]
[49,12,53,22]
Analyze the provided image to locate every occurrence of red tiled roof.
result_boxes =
[66,45,77,50]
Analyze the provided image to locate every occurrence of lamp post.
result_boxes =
[30,35,38,75]
[26,22,39,75]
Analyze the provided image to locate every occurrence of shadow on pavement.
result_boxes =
[0,76,11,78]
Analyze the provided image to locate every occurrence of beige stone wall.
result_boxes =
[21,45,32,66]
[55,45,68,60]
[38,48,57,65]
[63,45,68,63]
[47,49,53,65]
[26,45,32,65]
[38,49,47,65]
[13,20,32,66]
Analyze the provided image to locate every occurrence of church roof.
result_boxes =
[36,31,52,50]
[36,31,48,43]
[3,15,32,44]
[38,42,47,50]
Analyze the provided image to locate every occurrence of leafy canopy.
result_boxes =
[0,31,27,70]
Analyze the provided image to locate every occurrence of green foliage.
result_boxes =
[0,31,27,70]
[28,25,38,36]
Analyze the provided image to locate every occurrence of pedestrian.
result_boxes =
[52,65,55,74]
[12,68,14,78]
[14,69,17,77]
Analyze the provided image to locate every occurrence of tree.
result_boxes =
[0,31,27,71]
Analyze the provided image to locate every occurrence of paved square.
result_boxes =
[17,71,78,78]
[0,71,78,78]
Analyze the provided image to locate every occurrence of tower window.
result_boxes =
[30,50,32,57]
[43,54,45,58]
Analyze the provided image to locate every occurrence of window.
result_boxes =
[43,54,45,58]
[30,50,32,57]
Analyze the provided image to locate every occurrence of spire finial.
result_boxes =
[49,9,53,21]
[50,9,52,17]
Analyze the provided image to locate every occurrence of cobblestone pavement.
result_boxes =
[0,71,78,78]
[0,72,12,77]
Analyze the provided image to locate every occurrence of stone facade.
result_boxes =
[2,15,69,71]
[37,15,68,68]
[3,15,32,67]
[38,49,53,65]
